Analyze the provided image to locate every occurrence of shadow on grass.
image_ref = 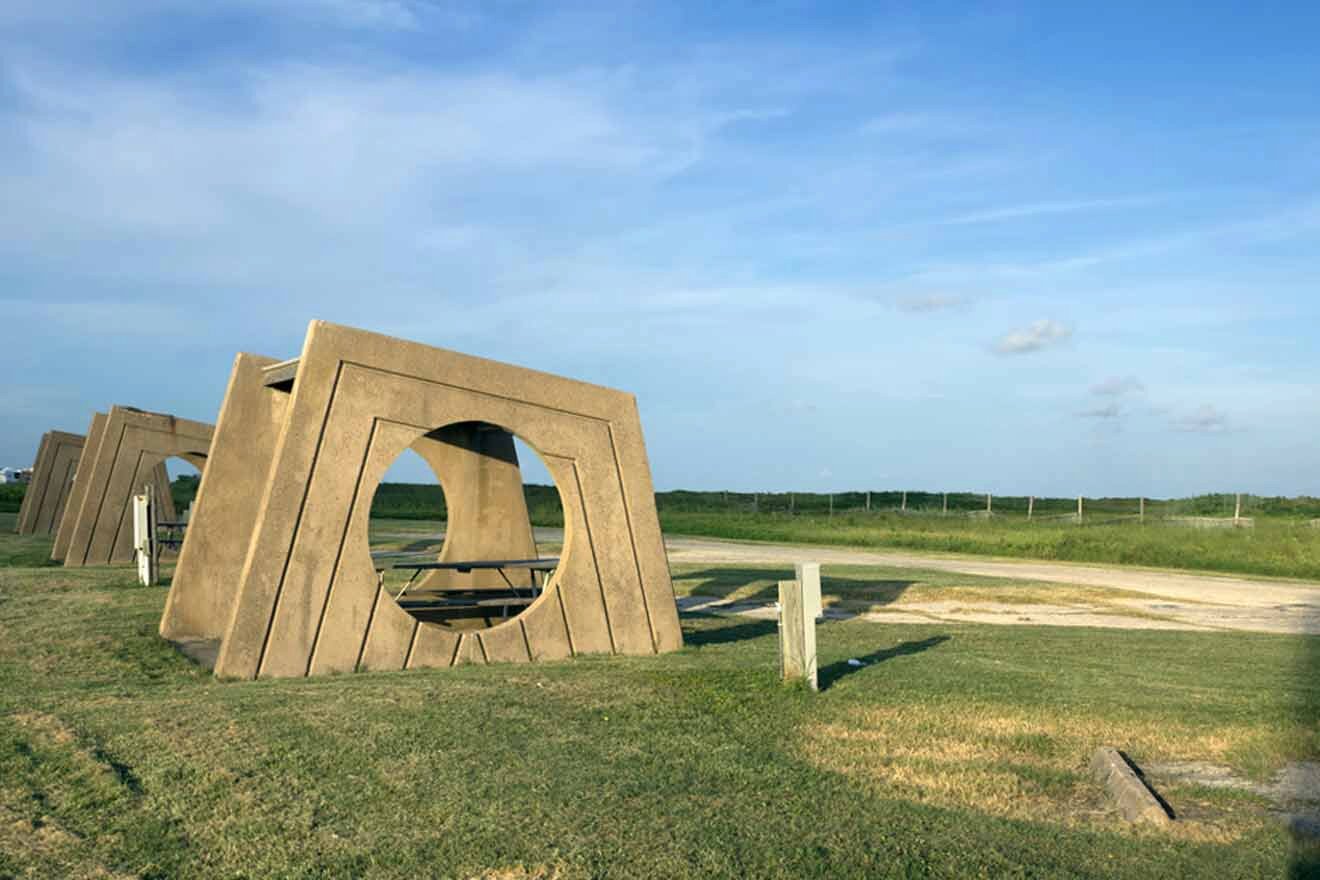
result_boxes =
[1293,606,1320,878]
[683,615,778,647]
[673,567,917,607]
[819,635,951,691]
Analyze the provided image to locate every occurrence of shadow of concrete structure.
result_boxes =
[1293,605,1320,877]
[672,566,918,611]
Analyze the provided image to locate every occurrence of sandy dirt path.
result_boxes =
[661,535,1320,635]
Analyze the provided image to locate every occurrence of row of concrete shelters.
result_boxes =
[19,320,683,681]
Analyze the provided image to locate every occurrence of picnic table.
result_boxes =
[381,557,560,622]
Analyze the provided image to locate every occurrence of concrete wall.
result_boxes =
[52,413,107,562]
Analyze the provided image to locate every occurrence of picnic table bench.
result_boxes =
[378,557,559,621]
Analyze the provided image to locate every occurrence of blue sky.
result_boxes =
[2,1,1318,497]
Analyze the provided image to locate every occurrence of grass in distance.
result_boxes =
[2,519,1318,877]
[661,510,1320,582]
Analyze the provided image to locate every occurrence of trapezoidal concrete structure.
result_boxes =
[52,413,108,561]
[161,320,682,679]
[15,430,84,535]
[56,406,211,567]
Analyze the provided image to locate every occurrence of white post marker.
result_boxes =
[133,490,157,586]
[778,578,818,691]
[795,561,822,622]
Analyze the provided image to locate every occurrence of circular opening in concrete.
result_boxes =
[368,421,564,632]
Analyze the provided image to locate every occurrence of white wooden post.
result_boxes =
[779,578,818,691]
[986,493,992,515]
[1234,493,1242,524]
[901,490,907,512]
[795,561,822,622]
[133,490,157,586]
[1139,497,1145,524]
[1078,495,1084,522]
[1028,496,1034,520]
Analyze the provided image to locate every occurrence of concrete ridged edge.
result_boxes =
[1091,747,1173,825]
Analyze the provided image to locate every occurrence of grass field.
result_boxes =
[660,511,1320,582]
[2,512,1318,877]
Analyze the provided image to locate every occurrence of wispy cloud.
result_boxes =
[1173,405,1230,433]
[895,293,970,314]
[1078,402,1121,419]
[993,319,1072,355]
[1090,376,1144,397]
[940,196,1161,226]
[859,111,979,137]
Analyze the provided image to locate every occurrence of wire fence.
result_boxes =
[652,490,1320,526]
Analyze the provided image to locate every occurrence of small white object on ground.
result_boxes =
[847,658,865,667]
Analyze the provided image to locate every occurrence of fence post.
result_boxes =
[1139,497,1145,524]
[1077,495,1083,523]
[1028,496,1034,520]
[986,493,992,515]
[778,578,818,691]
[1234,493,1242,525]
[901,490,907,512]
[865,491,871,512]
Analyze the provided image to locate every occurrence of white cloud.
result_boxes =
[895,293,969,314]
[1173,405,1230,433]
[859,111,978,137]
[1078,402,1122,419]
[940,196,1160,226]
[993,319,1072,354]
[1090,376,1144,397]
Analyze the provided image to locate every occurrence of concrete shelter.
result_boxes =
[15,430,85,536]
[162,320,682,679]
[55,406,211,567]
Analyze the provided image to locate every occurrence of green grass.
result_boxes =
[0,484,24,514]
[661,511,1320,581]
[2,525,1318,877]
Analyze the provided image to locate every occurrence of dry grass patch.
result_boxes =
[468,866,567,880]
[801,703,1280,840]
